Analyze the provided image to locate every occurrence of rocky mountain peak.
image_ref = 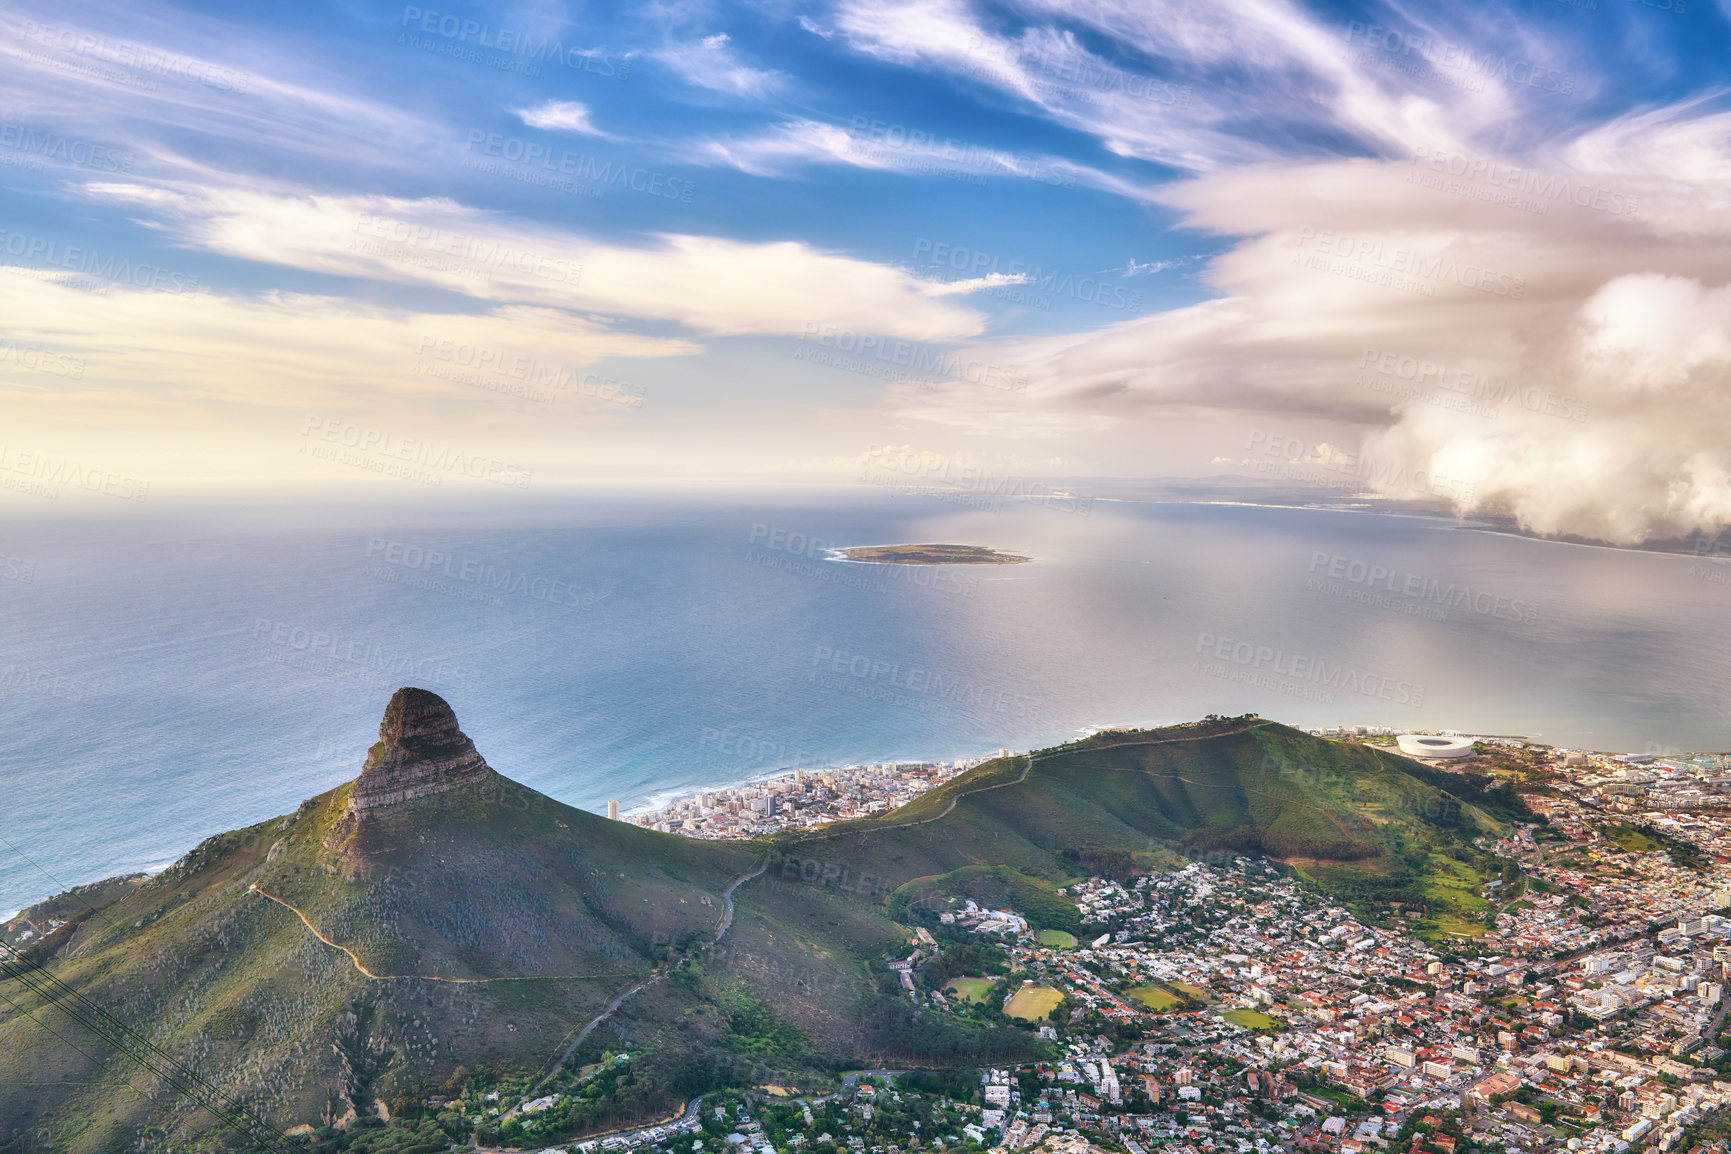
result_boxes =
[346,688,493,817]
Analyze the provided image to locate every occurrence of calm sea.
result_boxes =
[3,490,1728,914]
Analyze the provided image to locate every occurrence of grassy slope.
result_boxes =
[761,720,1513,940]
[0,776,753,1151]
[0,719,1516,1147]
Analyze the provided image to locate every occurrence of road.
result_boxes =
[715,857,769,941]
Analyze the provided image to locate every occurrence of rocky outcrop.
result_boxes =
[346,688,494,817]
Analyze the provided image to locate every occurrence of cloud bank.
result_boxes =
[898,123,1731,543]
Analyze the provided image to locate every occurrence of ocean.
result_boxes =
[3,489,1728,915]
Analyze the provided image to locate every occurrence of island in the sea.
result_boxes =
[836,542,1030,564]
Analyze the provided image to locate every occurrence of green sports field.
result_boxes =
[1004,985,1064,1020]
[944,977,995,1004]
[1126,985,1181,1010]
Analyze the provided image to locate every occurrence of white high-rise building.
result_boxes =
[608,799,620,820]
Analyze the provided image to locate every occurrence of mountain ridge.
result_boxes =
[0,696,1519,1151]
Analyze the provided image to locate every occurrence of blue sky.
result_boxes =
[2,0,1730,541]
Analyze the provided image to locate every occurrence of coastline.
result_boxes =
[9,716,1723,921]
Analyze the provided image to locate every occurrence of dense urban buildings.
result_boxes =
[224,730,1731,1154]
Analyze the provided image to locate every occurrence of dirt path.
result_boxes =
[247,885,617,984]
[533,855,770,1092]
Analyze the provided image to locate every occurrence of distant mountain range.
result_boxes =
[0,691,1523,1150]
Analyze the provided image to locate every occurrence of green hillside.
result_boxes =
[0,770,767,1151]
[763,717,1518,934]
[0,707,1519,1151]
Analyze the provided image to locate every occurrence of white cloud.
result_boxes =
[513,100,618,140]
[1119,257,1202,277]
[923,272,1030,296]
[890,107,1731,543]
[78,180,988,342]
[822,0,1553,173]
[690,119,881,177]
[685,116,1158,201]
[0,10,437,180]
[0,271,689,404]
[657,32,785,99]
[1578,274,1731,392]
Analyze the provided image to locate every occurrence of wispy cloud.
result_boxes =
[0,272,690,409]
[684,116,1162,201]
[78,178,989,341]
[657,33,785,99]
[822,0,1570,172]
[0,9,438,181]
[1115,256,1205,277]
[513,100,620,141]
